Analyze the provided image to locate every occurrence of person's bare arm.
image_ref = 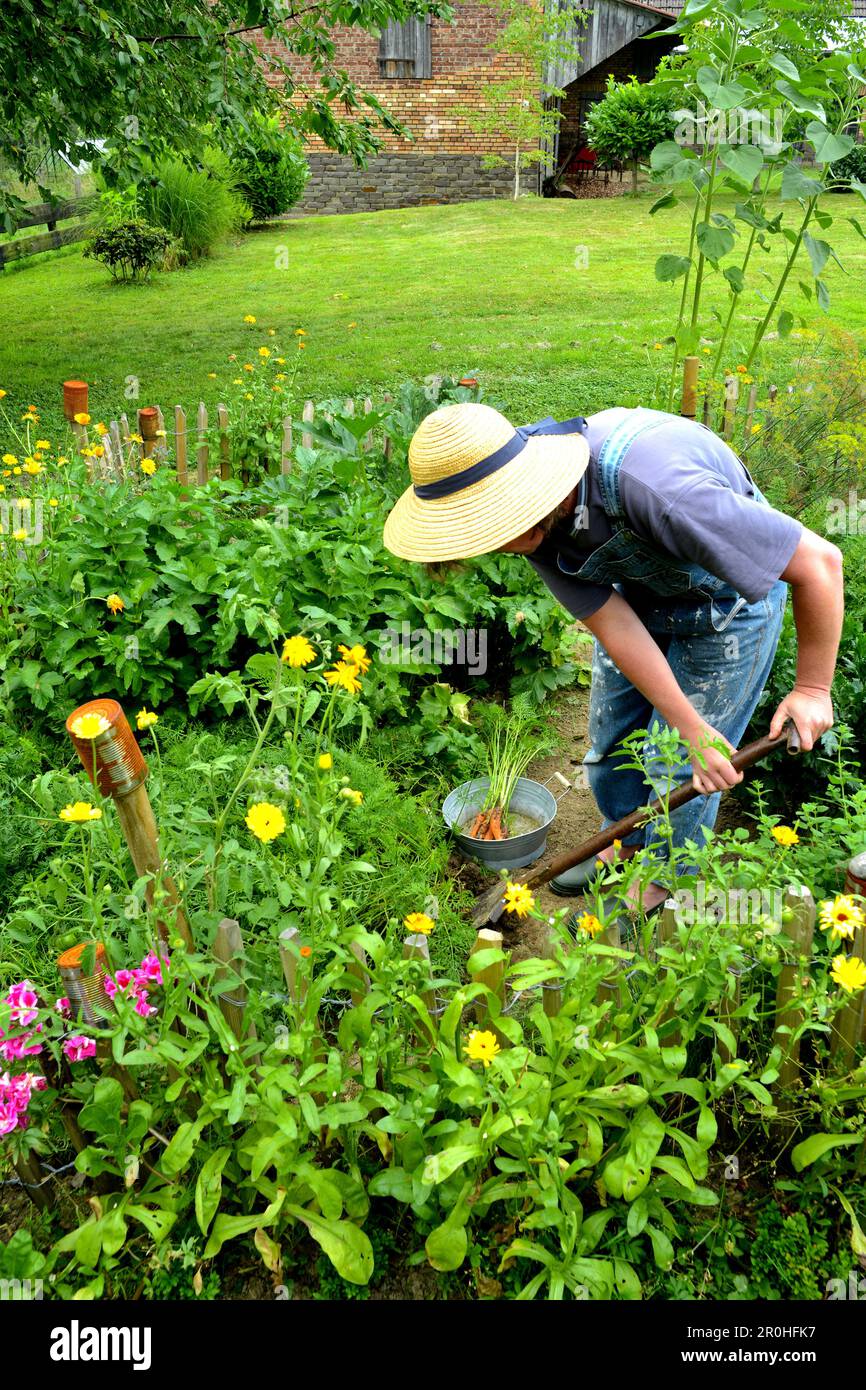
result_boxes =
[768,529,843,750]
[582,592,743,794]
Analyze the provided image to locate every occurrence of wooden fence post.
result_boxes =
[174,405,188,487]
[680,356,700,420]
[542,929,563,1018]
[347,940,369,1007]
[363,397,373,452]
[402,932,438,1018]
[217,404,230,481]
[213,918,258,1053]
[773,885,816,1101]
[196,401,208,485]
[280,416,293,475]
[723,375,739,440]
[13,1153,51,1212]
[656,898,681,1046]
[469,927,506,1041]
[301,400,314,449]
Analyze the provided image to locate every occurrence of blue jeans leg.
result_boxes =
[583,581,788,873]
[583,637,655,847]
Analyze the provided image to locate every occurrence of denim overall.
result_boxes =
[562,409,788,878]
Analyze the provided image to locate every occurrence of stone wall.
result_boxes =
[297,151,525,215]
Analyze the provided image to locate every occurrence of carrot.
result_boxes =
[488,806,504,840]
[468,812,486,839]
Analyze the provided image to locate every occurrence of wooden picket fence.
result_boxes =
[73,395,387,485]
[679,354,783,447]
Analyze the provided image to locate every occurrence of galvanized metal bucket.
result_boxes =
[442,773,570,872]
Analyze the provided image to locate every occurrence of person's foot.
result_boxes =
[549,840,638,897]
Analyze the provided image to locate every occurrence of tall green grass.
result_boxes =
[140,150,250,261]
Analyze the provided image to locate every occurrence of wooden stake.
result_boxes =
[744,382,759,439]
[217,404,230,481]
[469,928,506,1041]
[656,898,681,1047]
[718,970,740,1065]
[542,929,563,1018]
[680,356,700,420]
[109,419,124,476]
[280,416,293,475]
[773,885,816,1098]
[14,1152,51,1211]
[174,405,188,487]
[347,940,369,1007]
[113,784,193,950]
[301,399,314,449]
[403,932,438,1017]
[213,918,258,1052]
[723,375,739,440]
[196,401,208,485]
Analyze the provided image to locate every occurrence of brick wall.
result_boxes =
[257,2,536,211]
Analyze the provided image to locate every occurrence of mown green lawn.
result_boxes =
[2,190,865,428]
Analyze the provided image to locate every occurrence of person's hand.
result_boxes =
[769,686,833,751]
[683,721,743,794]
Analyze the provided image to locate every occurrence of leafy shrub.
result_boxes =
[227,112,309,219]
[585,75,675,191]
[750,1208,828,1300]
[139,151,251,260]
[830,141,866,189]
[83,220,179,282]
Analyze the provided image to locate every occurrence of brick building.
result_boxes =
[264,0,866,215]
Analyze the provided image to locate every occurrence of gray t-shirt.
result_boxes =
[528,407,802,620]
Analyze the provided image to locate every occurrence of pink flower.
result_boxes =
[7,981,39,1027]
[55,996,71,1018]
[103,976,118,999]
[0,1102,19,1136]
[114,969,136,991]
[136,953,164,986]
[0,1030,43,1062]
[63,1036,97,1063]
[133,993,156,1019]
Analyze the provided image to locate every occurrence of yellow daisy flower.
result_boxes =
[830,954,866,994]
[465,1029,501,1068]
[339,787,363,806]
[140,458,156,476]
[317,753,333,770]
[771,825,799,847]
[819,895,864,942]
[404,912,435,935]
[576,912,604,938]
[136,709,159,730]
[337,643,371,674]
[71,712,110,739]
[59,801,103,823]
[245,801,286,843]
[281,634,316,667]
[503,882,535,918]
[105,593,124,615]
[324,662,362,694]
[73,412,91,425]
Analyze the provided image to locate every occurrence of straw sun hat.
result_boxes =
[383,402,590,563]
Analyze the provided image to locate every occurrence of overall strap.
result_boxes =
[596,408,678,519]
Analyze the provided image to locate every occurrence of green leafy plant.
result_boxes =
[585,75,676,194]
[83,220,180,283]
[139,151,251,260]
[646,0,866,399]
[226,112,310,219]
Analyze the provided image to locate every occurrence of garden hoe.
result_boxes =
[471,721,802,932]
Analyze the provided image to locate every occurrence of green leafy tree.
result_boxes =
[584,75,676,195]
[458,0,587,200]
[0,0,449,229]
[645,0,866,403]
